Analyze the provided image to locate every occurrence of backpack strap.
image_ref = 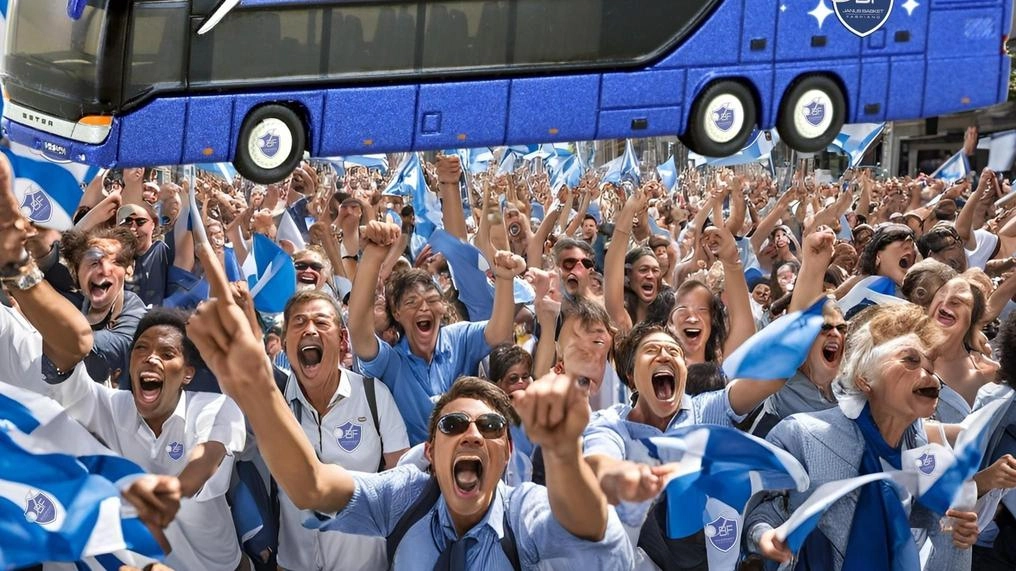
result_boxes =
[363,376,385,470]
[386,476,441,567]
[500,497,521,571]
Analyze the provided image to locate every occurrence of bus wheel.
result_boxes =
[234,105,306,184]
[777,75,845,153]
[681,80,756,158]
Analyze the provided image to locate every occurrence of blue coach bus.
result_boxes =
[1,0,1012,183]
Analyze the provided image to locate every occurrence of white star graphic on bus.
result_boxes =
[808,0,834,28]
[902,0,920,16]
[780,4,788,12]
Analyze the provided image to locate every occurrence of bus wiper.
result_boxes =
[197,0,240,35]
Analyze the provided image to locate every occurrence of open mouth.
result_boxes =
[416,318,434,333]
[297,272,318,285]
[136,371,163,405]
[298,342,323,367]
[913,385,941,399]
[935,308,957,328]
[651,369,676,401]
[683,328,702,341]
[89,279,113,297]
[821,341,840,364]
[641,283,656,297]
[453,457,483,494]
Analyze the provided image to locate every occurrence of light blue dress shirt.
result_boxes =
[320,465,634,570]
[359,320,492,445]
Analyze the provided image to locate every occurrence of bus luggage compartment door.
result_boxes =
[416,81,509,150]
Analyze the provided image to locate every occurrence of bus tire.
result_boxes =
[681,80,756,158]
[234,105,305,184]
[777,75,845,153]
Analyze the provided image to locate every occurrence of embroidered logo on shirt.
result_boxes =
[166,442,185,460]
[917,452,936,475]
[24,490,57,525]
[704,516,738,552]
[335,422,362,452]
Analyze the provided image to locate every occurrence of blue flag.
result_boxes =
[830,123,885,168]
[657,155,678,192]
[0,383,162,568]
[835,275,902,319]
[632,425,809,538]
[195,162,238,182]
[722,296,828,380]
[244,233,296,313]
[688,130,778,167]
[930,150,971,182]
[344,154,389,173]
[603,140,640,186]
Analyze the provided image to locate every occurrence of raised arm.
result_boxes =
[436,155,468,241]
[707,213,755,355]
[347,221,402,362]
[514,373,608,541]
[750,186,797,255]
[604,187,645,334]
[485,250,526,347]
[726,178,747,236]
[527,204,563,269]
[0,155,93,370]
[788,228,835,313]
[956,170,994,246]
[186,242,354,513]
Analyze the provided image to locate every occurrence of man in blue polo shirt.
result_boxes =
[347,221,521,444]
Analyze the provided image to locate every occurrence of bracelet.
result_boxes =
[0,263,43,291]
[342,255,359,262]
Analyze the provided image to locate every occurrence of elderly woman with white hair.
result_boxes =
[745,304,979,570]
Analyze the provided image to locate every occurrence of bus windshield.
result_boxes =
[3,0,119,117]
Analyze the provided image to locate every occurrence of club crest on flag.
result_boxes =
[704,516,738,552]
[166,442,184,460]
[916,452,936,475]
[803,99,826,127]
[335,421,362,452]
[713,105,736,132]
[833,0,894,38]
[19,186,52,223]
[257,130,281,158]
[25,489,58,526]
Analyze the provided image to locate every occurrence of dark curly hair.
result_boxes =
[857,223,914,276]
[131,307,203,369]
[427,376,520,443]
[61,226,138,287]
[614,322,681,390]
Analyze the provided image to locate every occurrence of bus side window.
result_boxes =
[127,2,188,99]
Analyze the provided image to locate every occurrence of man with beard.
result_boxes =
[185,248,634,568]
[275,289,409,570]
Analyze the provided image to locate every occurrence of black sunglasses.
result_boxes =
[821,323,848,334]
[120,217,149,227]
[294,261,324,272]
[561,257,595,271]
[436,412,507,439]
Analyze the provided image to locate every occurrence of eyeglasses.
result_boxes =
[400,296,444,311]
[436,412,508,439]
[503,373,533,385]
[294,261,324,272]
[120,217,149,228]
[561,257,595,271]
[821,323,848,334]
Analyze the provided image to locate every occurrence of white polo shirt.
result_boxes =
[50,364,246,571]
[277,368,409,571]
[0,303,42,384]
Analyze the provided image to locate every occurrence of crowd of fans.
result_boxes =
[3,134,1016,571]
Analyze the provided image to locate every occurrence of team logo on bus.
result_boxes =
[257,130,281,159]
[20,187,53,223]
[833,0,894,38]
[335,421,362,452]
[25,490,58,525]
[166,442,185,460]
[712,104,736,132]
[704,516,738,552]
[802,99,827,127]
[917,452,936,475]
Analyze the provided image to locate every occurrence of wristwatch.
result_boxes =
[1,263,43,291]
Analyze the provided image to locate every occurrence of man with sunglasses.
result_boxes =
[552,238,596,299]
[118,203,173,307]
[186,256,633,568]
